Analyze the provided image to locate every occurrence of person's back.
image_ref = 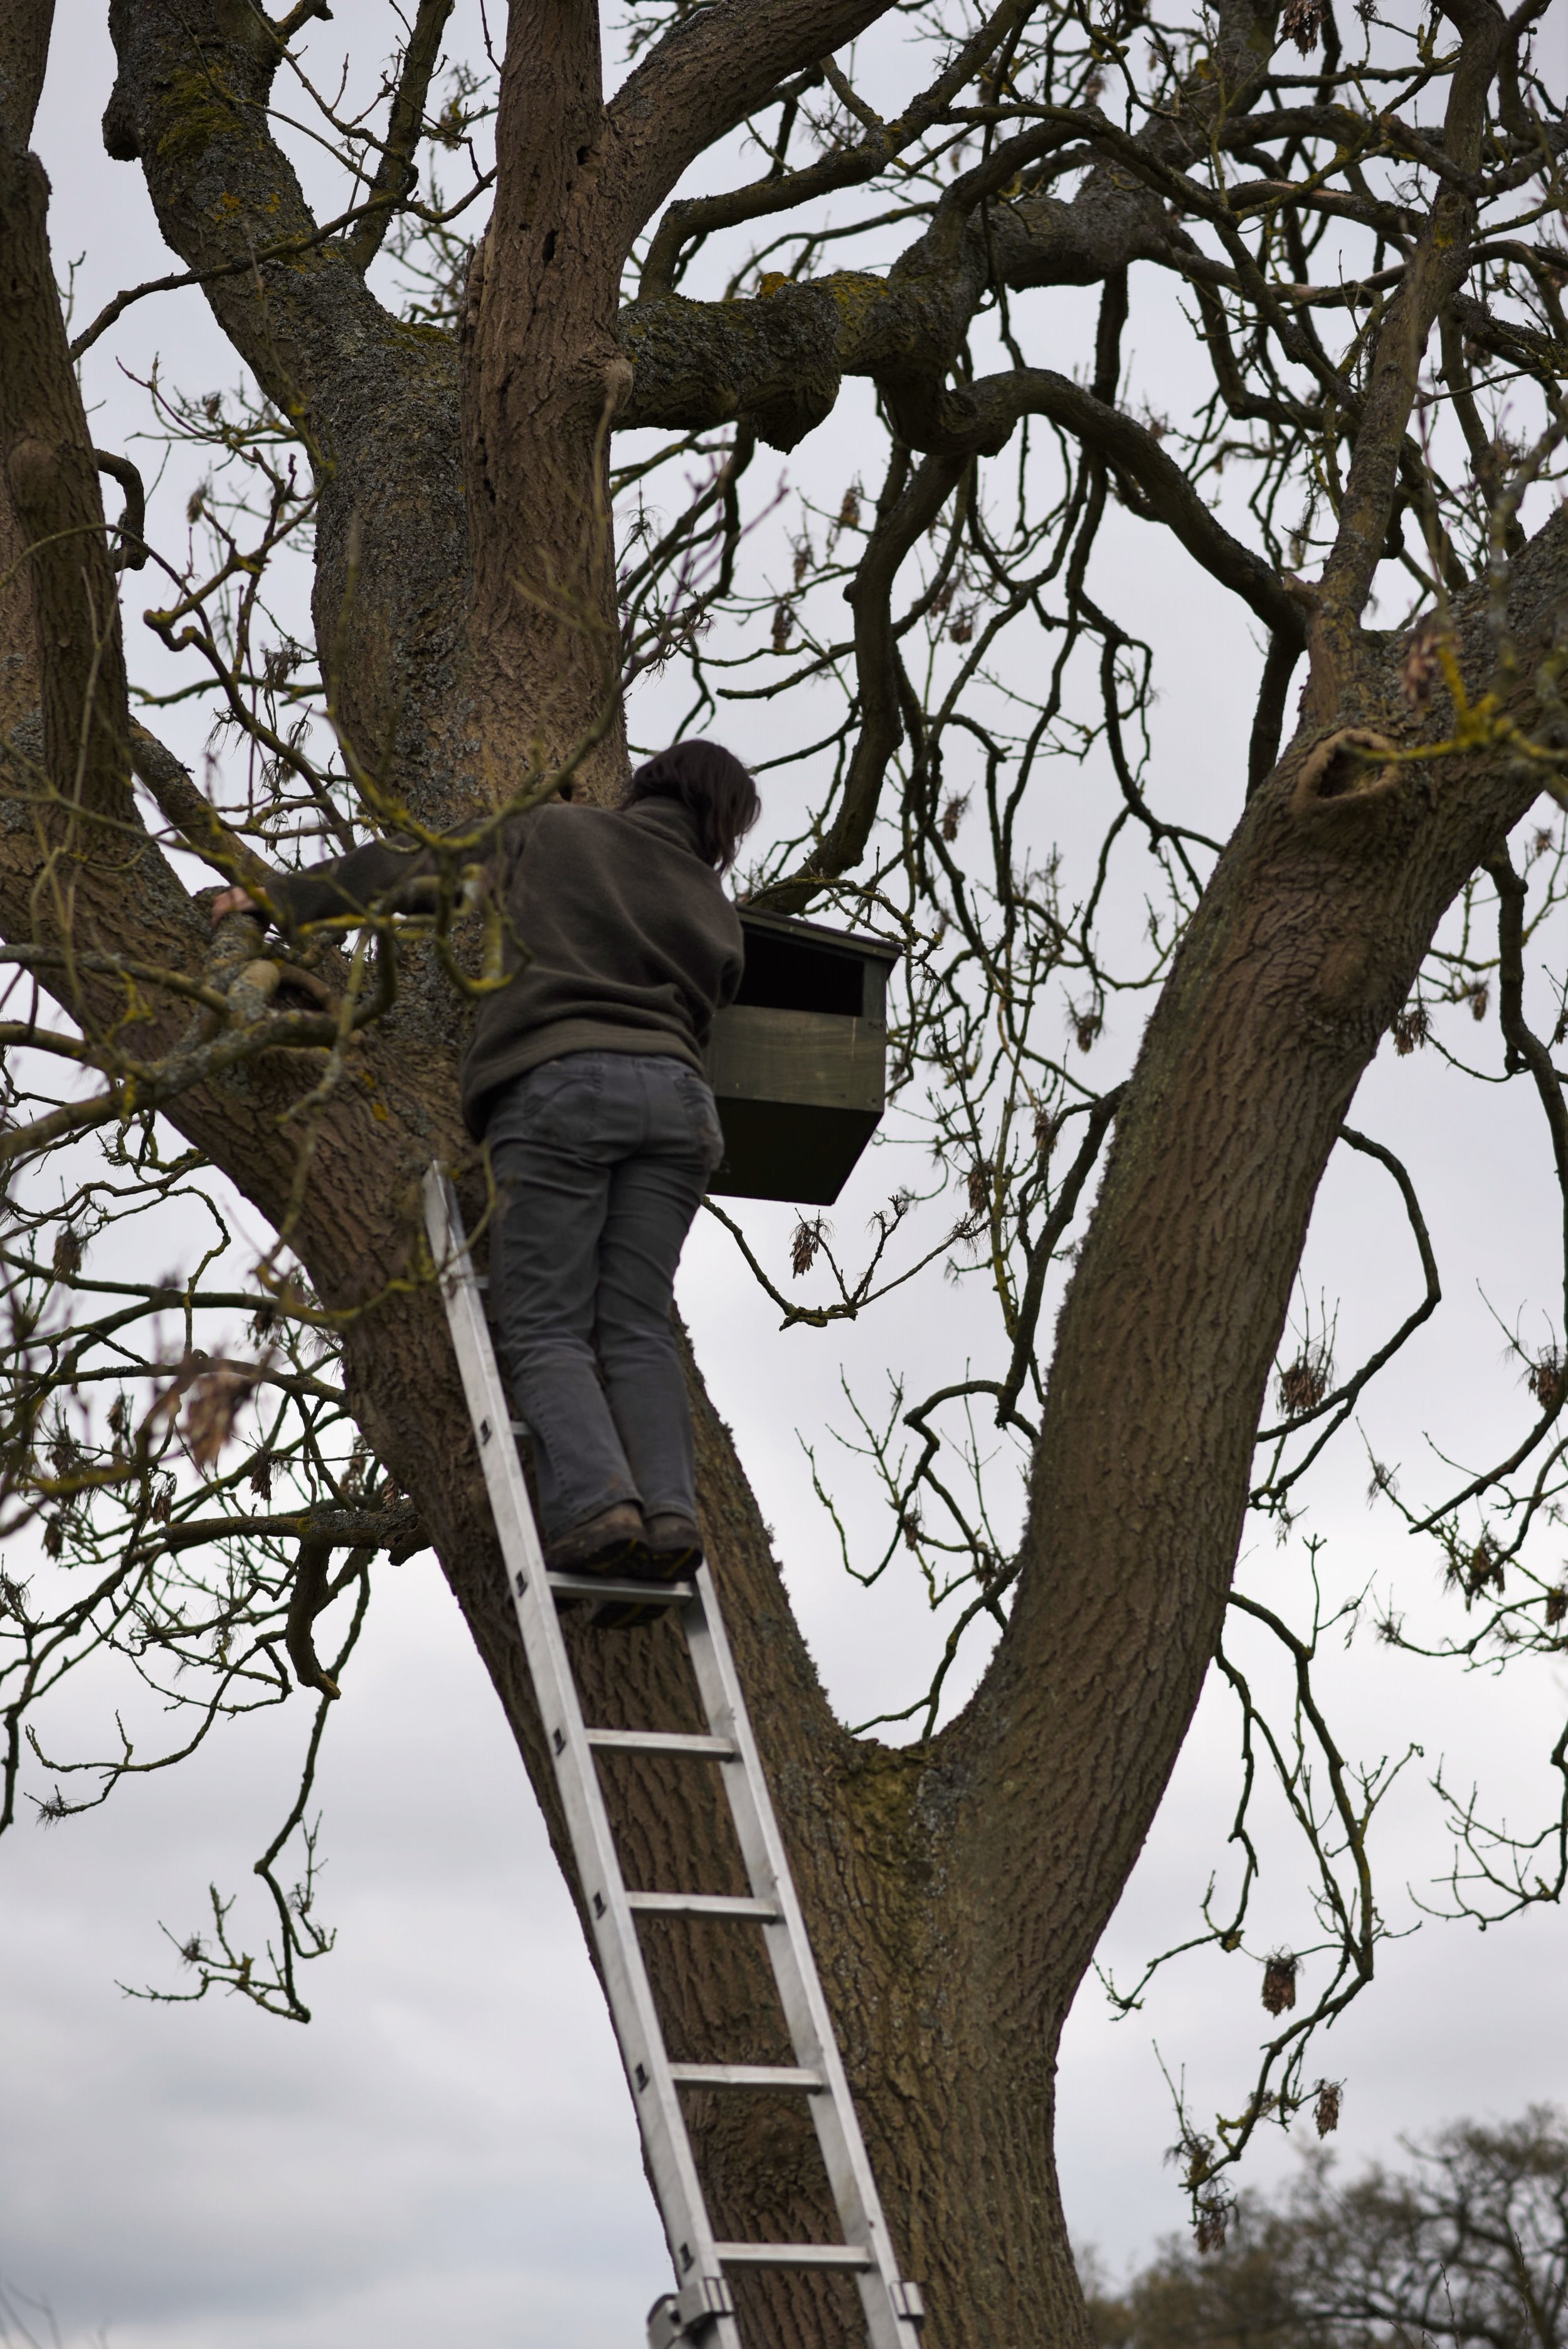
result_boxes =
[462,793,744,1137]
[216,740,760,1588]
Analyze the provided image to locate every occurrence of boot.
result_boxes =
[640,1512,703,1581]
[544,1500,645,1574]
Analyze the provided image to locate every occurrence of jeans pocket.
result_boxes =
[675,1070,726,1175]
[515,1054,603,1148]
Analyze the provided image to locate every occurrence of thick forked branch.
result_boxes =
[105,0,366,434]
[0,132,225,1145]
[946,512,1568,2150]
[0,116,456,1212]
[617,157,1175,452]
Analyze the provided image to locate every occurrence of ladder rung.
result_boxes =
[586,1729,736,1758]
[627,1892,779,1921]
[546,1571,696,1605]
[669,2063,824,2092]
[714,2243,874,2272]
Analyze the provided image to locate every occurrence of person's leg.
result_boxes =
[487,1061,642,1543]
[595,1154,706,1522]
[593,1061,724,1529]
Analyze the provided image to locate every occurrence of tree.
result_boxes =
[2,0,1567,2342]
[1089,2108,1568,2349]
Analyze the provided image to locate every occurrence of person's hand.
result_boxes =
[209,885,258,928]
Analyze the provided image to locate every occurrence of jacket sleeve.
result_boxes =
[263,803,548,931]
[265,837,436,930]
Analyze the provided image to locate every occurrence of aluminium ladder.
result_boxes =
[423,1169,926,2349]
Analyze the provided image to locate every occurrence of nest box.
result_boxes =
[704,908,901,1206]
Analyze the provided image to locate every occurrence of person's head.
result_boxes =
[625,740,760,872]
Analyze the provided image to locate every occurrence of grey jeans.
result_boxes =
[485,1051,724,1539]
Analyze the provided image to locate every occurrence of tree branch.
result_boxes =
[128,723,277,894]
[0,142,131,833]
[107,0,473,824]
[1315,5,1504,657]
[0,0,53,146]
[603,0,908,253]
[632,0,1048,295]
[341,0,456,274]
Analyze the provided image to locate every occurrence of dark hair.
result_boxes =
[625,739,760,872]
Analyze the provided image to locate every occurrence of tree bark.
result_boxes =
[458,0,630,795]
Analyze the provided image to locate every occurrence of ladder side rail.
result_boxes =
[423,1172,739,2346]
[681,1571,923,2349]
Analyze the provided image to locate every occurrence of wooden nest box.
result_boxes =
[704,908,901,1206]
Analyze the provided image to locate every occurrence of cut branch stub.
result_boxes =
[1290,729,1403,819]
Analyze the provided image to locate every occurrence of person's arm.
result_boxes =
[271,837,440,928]
[208,798,566,931]
[209,836,433,931]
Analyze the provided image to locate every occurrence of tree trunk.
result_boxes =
[458,0,632,799]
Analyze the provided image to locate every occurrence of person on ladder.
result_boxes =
[211,740,759,1586]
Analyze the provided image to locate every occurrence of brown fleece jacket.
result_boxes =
[267,796,744,1138]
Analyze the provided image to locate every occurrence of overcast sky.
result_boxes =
[4,7,1568,2347]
